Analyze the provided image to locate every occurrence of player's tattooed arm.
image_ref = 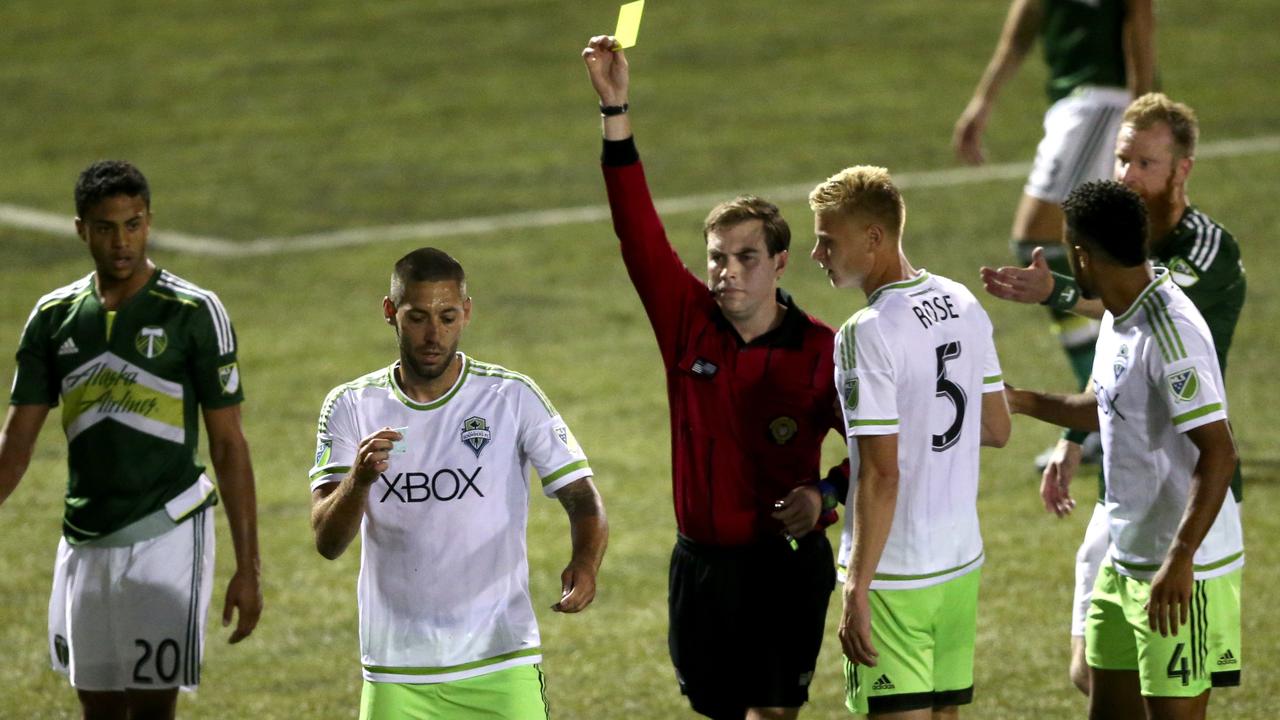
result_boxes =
[553,477,609,613]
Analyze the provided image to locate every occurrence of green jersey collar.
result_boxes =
[388,353,471,410]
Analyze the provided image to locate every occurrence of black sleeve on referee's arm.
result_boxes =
[602,136,640,166]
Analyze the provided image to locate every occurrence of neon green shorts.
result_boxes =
[845,569,979,715]
[360,663,550,720]
[1086,564,1242,698]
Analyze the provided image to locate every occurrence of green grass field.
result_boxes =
[2,1,1278,717]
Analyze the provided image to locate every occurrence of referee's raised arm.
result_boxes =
[582,35,631,141]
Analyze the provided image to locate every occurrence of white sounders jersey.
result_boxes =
[1093,269,1243,581]
[834,271,1004,590]
[308,354,592,684]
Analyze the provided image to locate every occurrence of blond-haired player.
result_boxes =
[810,167,1010,718]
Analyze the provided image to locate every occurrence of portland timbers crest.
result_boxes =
[1167,368,1200,403]
[135,326,168,359]
[461,416,492,457]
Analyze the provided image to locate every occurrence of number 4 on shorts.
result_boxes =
[1167,642,1190,686]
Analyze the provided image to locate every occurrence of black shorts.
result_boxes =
[668,532,836,719]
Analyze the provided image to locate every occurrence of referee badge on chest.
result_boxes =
[461,416,492,457]
[769,416,798,445]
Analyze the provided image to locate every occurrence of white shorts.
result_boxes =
[1025,86,1131,204]
[1071,502,1111,637]
[48,509,215,691]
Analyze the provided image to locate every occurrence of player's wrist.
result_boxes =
[1041,272,1079,310]
[599,100,628,116]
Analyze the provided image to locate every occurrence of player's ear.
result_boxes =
[462,296,473,324]
[74,217,87,243]
[382,297,396,326]
[1176,155,1194,185]
[866,222,884,250]
[772,248,788,278]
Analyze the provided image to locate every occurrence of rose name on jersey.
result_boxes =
[910,293,960,329]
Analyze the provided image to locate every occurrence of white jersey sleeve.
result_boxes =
[1143,296,1227,433]
[308,384,361,491]
[980,312,1005,394]
[835,308,899,437]
[511,378,592,496]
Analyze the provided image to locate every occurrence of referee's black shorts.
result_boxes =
[668,531,836,719]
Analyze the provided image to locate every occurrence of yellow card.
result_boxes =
[614,0,645,49]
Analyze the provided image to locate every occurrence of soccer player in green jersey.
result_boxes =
[0,161,262,720]
[954,0,1155,466]
[1006,180,1241,720]
[981,94,1246,696]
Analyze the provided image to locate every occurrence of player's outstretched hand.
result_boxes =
[839,583,878,666]
[953,100,990,165]
[582,35,629,107]
[1040,439,1081,517]
[980,246,1055,304]
[553,561,597,613]
[771,485,822,539]
[223,567,263,644]
[352,428,403,486]
[1147,554,1194,637]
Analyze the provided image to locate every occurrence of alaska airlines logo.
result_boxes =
[135,326,168,359]
[63,362,159,417]
[378,468,485,503]
[461,416,491,457]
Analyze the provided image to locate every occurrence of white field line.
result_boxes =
[4,135,1279,257]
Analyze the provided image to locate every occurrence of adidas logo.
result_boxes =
[872,674,895,691]
[57,338,78,356]
[1217,649,1237,666]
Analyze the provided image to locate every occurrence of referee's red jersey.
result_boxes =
[603,138,844,546]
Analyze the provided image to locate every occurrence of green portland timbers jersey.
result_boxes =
[9,269,243,543]
[1157,207,1247,373]
[1041,0,1128,102]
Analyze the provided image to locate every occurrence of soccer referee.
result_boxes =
[584,36,848,720]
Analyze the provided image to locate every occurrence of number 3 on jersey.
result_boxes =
[933,341,966,451]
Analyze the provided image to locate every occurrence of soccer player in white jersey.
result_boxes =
[1006,180,1241,720]
[808,167,1011,718]
[308,248,608,720]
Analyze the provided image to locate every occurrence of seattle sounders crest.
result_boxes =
[461,416,492,457]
